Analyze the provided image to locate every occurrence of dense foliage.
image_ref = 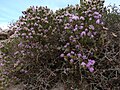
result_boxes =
[0,0,119,90]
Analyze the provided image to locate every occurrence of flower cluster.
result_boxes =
[0,0,107,89]
[58,0,106,72]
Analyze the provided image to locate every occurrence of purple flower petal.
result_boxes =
[87,31,92,36]
[71,15,79,20]
[81,62,86,66]
[94,11,99,15]
[88,59,95,65]
[71,51,75,54]
[70,59,74,63]
[86,59,95,67]
[88,67,94,72]
[67,53,71,57]
[92,7,96,10]
[82,55,87,60]
[89,17,92,20]
[75,45,80,48]
[73,27,77,31]
[18,42,23,47]
[80,31,86,37]
[79,26,84,29]
[89,25,95,30]
[77,53,82,58]
[94,15,100,19]
[85,28,88,31]
[80,16,85,20]
[60,54,64,57]
[96,19,100,24]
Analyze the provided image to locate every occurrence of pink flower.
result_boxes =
[80,31,86,37]
[81,62,86,67]
[73,27,77,31]
[96,19,100,24]
[18,42,23,47]
[72,39,76,42]
[79,26,84,29]
[85,28,88,31]
[21,33,26,36]
[0,63,4,66]
[70,59,74,63]
[99,14,102,18]
[28,33,32,36]
[30,27,34,30]
[87,31,92,36]
[60,54,64,57]
[34,23,38,26]
[92,7,96,10]
[64,45,67,48]
[69,18,73,22]
[26,36,29,38]
[94,11,99,15]
[65,13,71,16]
[71,15,79,20]
[93,32,97,35]
[88,14,92,17]
[88,67,94,72]
[89,25,95,30]
[82,55,87,60]
[64,26,69,29]
[91,34,94,38]
[86,59,95,67]
[94,15,100,19]
[89,17,92,20]
[69,35,74,40]
[80,16,85,20]
[77,53,81,58]
[71,51,75,54]
[81,23,84,25]
[14,51,19,55]
[67,53,71,57]
[101,22,104,25]
[66,43,70,46]
[75,45,79,48]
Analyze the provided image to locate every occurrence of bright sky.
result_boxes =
[0,0,120,29]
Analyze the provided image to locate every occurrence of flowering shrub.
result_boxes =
[1,0,117,90]
[1,6,68,89]
[57,0,106,73]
